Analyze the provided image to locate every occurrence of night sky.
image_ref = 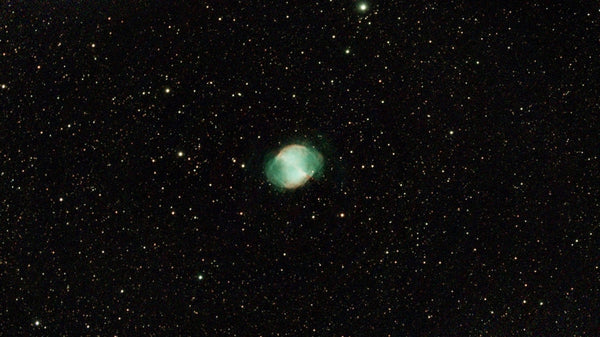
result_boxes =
[2,1,600,336]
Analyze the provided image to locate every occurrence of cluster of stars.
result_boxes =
[5,1,597,335]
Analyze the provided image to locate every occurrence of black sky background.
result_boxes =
[2,1,600,335]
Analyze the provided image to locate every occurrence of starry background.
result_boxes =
[2,1,599,336]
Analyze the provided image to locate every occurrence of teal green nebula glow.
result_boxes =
[265,144,324,189]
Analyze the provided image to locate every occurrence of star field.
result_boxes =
[2,1,600,335]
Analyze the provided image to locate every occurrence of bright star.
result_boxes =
[358,2,369,12]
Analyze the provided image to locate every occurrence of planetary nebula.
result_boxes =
[265,144,324,189]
